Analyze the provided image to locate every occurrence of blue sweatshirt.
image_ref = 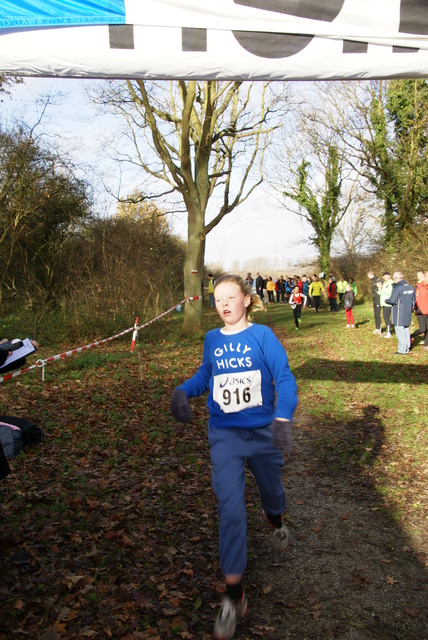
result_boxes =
[178,324,297,429]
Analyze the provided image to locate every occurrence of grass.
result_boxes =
[5,297,428,475]
[256,300,428,521]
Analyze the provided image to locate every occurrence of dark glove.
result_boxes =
[272,419,293,453]
[170,389,192,424]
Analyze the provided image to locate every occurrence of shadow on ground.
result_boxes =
[243,405,428,639]
[293,358,428,385]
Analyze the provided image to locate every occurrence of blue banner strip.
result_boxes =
[0,0,126,29]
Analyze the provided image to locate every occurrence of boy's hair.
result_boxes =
[214,274,266,317]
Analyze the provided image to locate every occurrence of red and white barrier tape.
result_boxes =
[134,297,200,332]
[0,295,201,384]
[130,316,139,353]
[0,362,40,384]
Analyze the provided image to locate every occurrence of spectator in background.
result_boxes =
[255,272,264,301]
[327,275,338,312]
[377,271,394,339]
[285,278,293,302]
[244,273,253,288]
[263,275,268,303]
[367,270,383,335]
[208,274,216,308]
[385,272,416,355]
[266,276,276,304]
[336,276,348,307]
[343,283,355,328]
[275,277,281,303]
[277,276,286,303]
[349,277,357,296]
[416,269,424,285]
[411,270,428,351]
[309,275,323,313]
[302,275,310,307]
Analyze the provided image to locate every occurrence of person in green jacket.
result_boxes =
[377,271,394,338]
[348,278,357,296]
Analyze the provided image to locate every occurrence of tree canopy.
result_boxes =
[92,80,290,333]
[360,79,428,244]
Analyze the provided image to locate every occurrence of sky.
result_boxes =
[1,77,316,274]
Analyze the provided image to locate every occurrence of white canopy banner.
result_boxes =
[0,0,428,80]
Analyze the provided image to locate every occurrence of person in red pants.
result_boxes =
[343,283,355,328]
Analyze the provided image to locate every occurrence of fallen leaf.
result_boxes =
[63,574,85,589]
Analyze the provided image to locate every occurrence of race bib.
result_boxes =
[213,370,263,414]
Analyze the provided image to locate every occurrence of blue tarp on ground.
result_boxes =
[0,0,125,28]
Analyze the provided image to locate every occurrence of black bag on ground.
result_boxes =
[0,415,44,458]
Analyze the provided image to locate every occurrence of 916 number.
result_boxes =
[223,387,251,406]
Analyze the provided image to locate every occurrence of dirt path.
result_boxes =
[230,411,428,640]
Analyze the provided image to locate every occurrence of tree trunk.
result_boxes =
[181,212,205,336]
[318,236,331,275]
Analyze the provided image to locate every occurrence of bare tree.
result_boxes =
[91,80,290,334]
[333,194,382,260]
[270,92,357,275]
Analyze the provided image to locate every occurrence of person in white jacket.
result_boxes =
[377,271,394,338]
